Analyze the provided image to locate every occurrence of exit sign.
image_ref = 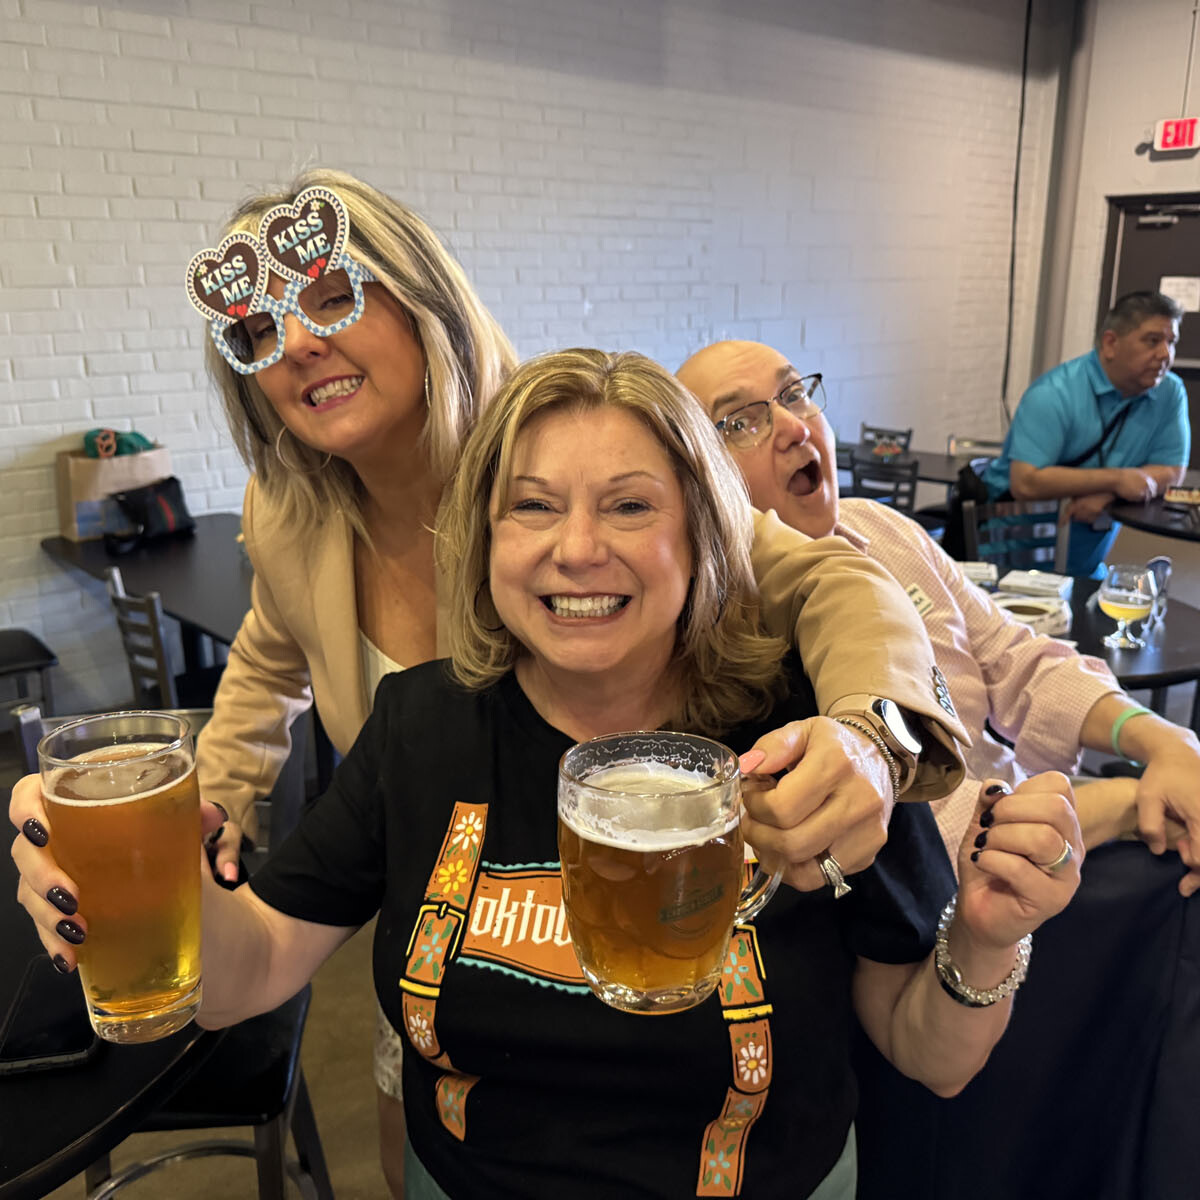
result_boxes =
[1154,117,1199,151]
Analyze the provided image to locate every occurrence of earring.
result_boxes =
[424,368,432,407]
[274,426,332,474]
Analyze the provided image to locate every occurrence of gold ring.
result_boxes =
[1037,839,1073,874]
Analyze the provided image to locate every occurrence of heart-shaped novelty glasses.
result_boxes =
[184,188,377,375]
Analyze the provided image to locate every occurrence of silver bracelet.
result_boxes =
[833,716,900,804]
[934,895,1032,1008]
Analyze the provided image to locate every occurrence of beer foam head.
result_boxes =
[585,762,716,795]
[46,745,194,806]
[563,761,738,850]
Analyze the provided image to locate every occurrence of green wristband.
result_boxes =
[1110,705,1154,761]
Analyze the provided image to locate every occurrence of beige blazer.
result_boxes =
[198,479,968,839]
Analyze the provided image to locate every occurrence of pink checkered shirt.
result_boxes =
[835,499,1119,862]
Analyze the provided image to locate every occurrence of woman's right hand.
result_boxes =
[8,773,87,973]
[205,816,245,884]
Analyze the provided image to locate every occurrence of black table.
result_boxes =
[1105,469,1200,542]
[0,851,219,1199]
[42,514,252,665]
[1068,576,1200,729]
[836,444,968,488]
[1109,498,1200,542]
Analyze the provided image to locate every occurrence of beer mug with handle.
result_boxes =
[38,712,203,1044]
[558,731,780,1014]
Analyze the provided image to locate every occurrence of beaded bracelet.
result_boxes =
[934,895,1032,1008]
[1110,705,1154,763]
[833,716,900,804]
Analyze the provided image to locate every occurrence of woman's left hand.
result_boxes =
[738,716,892,892]
[955,773,1083,949]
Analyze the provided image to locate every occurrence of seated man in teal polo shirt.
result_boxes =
[982,291,1190,577]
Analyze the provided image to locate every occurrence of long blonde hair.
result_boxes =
[202,168,518,537]
[438,348,787,736]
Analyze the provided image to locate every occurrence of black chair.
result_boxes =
[957,496,1068,572]
[915,437,1005,532]
[12,705,333,1200]
[105,566,224,709]
[849,454,920,514]
[859,422,913,450]
[0,628,57,715]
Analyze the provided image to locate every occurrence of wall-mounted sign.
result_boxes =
[1159,276,1200,312]
[1154,117,1198,151]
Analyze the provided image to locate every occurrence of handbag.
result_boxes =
[105,476,195,553]
[942,458,992,560]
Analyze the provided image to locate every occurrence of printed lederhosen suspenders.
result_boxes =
[399,802,489,1140]
[696,921,774,1196]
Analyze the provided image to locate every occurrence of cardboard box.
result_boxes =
[55,446,172,541]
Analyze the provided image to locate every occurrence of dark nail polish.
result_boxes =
[970,850,981,863]
[56,919,85,945]
[22,818,49,847]
[205,824,226,850]
[980,809,995,828]
[211,803,229,824]
[974,831,988,849]
[51,954,72,975]
[46,887,78,916]
[985,784,1007,797]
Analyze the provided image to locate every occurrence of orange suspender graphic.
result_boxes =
[399,802,488,1140]
[696,923,773,1196]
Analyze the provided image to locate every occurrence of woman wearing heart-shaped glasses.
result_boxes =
[167,168,968,1193]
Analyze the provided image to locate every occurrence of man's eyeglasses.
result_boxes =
[714,374,826,450]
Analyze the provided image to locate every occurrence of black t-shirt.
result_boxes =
[251,659,955,1199]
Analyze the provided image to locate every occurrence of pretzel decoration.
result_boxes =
[258,186,349,285]
[185,232,269,326]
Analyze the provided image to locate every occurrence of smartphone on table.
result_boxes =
[0,955,100,1076]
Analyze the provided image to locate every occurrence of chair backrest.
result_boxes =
[849,457,919,513]
[959,497,1069,573]
[947,433,1005,457]
[12,704,213,775]
[105,566,178,708]
[859,422,913,450]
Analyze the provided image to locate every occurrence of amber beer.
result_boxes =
[40,713,202,1044]
[558,734,779,1014]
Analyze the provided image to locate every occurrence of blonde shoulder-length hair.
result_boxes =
[437,348,787,736]
[204,168,518,538]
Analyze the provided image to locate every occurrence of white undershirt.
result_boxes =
[359,629,404,712]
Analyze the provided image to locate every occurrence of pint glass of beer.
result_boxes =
[558,731,779,1014]
[38,712,203,1044]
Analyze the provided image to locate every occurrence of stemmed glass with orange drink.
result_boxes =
[1097,564,1157,650]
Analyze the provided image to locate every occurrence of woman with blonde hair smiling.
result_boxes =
[18,169,965,1195]
[14,348,1080,1199]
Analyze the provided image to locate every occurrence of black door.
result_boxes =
[1099,195,1200,468]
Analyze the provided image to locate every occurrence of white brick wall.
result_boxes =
[3,0,1070,710]
[1063,0,1200,358]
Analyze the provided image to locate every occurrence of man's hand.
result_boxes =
[1114,468,1156,503]
[1062,491,1115,524]
[1135,747,1200,898]
[738,717,892,893]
